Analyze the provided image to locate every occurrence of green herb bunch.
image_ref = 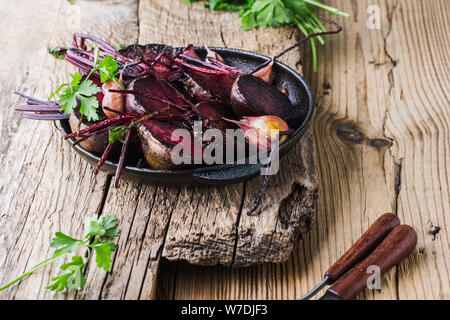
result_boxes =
[182,0,348,71]
[49,44,123,122]
[0,214,120,292]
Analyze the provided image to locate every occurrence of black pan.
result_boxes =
[59,46,315,186]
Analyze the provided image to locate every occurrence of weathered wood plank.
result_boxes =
[157,0,449,300]
[0,0,139,299]
[2,0,447,301]
[383,0,450,300]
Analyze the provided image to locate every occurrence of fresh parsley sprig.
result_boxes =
[0,214,120,292]
[50,43,124,122]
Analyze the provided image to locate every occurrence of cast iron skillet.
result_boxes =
[59,46,315,186]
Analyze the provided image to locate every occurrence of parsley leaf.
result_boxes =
[50,42,122,121]
[46,256,86,291]
[58,89,78,115]
[98,56,119,83]
[98,215,121,238]
[91,241,116,272]
[84,214,120,238]
[55,72,101,122]
[77,79,101,96]
[50,232,82,256]
[71,72,83,86]
[108,125,131,144]
[79,96,100,121]
[0,214,120,292]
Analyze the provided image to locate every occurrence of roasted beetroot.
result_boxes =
[231,74,293,120]
[176,54,243,103]
[125,75,191,123]
[68,113,109,154]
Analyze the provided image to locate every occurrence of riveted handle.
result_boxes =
[325,213,400,283]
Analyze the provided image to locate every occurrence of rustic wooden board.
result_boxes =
[0,0,448,301]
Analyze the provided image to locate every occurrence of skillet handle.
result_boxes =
[192,164,261,183]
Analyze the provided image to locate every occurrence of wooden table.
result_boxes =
[0,0,448,300]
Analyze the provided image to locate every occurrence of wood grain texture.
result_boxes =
[156,0,449,300]
[1,0,448,301]
[382,0,450,300]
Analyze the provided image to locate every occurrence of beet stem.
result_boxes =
[73,33,117,54]
[178,54,227,72]
[72,126,110,146]
[102,106,133,116]
[93,143,115,175]
[247,174,270,216]
[64,115,133,139]
[15,105,61,112]
[14,92,57,105]
[22,113,70,120]
[114,129,132,187]
[251,17,343,74]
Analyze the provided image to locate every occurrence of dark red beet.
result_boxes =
[141,120,182,147]
[125,75,191,123]
[193,102,232,131]
[179,72,213,103]
[231,74,293,120]
[176,55,242,103]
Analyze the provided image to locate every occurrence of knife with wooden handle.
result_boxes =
[325,213,401,283]
[298,213,400,300]
[320,224,417,300]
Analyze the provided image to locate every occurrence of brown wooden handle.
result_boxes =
[325,213,400,283]
[326,224,417,300]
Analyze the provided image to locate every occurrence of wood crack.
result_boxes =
[384,0,400,95]
[97,175,113,218]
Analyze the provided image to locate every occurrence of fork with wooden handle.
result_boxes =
[298,213,417,300]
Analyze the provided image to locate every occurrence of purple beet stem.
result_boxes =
[251,16,343,74]
[114,129,132,187]
[22,113,70,120]
[73,125,111,146]
[15,105,62,112]
[247,174,270,216]
[64,115,133,139]
[94,143,115,175]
